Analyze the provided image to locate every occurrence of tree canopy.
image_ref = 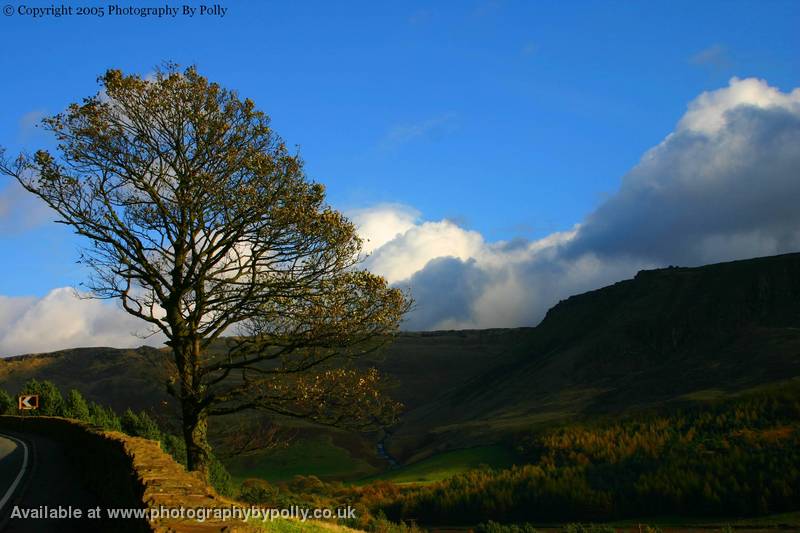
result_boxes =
[1,65,410,474]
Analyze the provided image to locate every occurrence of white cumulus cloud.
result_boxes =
[362,218,485,284]
[0,288,162,357]
[677,77,800,135]
[349,203,421,255]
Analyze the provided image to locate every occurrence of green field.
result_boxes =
[361,444,520,485]
[228,435,520,487]
[228,434,378,483]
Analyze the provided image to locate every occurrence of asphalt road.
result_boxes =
[0,431,108,532]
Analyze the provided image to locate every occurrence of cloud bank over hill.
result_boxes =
[1,77,799,354]
[358,78,800,330]
[0,288,155,356]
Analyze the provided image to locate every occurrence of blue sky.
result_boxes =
[0,1,799,352]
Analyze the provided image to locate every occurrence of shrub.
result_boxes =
[88,401,122,431]
[64,389,90,421]
[562,525,616,533]
[478,520,541,533]
[366,515,424,532]
[290,474,326,494]
[121,409,161,440]
[0,388,15,414]
[209,453,236,496]
[161,433,187,465]
[239,478,280,504]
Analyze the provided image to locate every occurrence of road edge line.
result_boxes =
[0,432,29,513]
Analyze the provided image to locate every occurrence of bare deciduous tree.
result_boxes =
[0,65,410,476]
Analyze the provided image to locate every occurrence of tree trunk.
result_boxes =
[171,335,212,478]
[182,401,211,478]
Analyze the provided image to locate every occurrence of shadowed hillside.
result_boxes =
[0,329,535,426]
[388,252,800,460]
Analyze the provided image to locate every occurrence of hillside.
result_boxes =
[0,328,537,477]
[0,329,534,424]
[0,347,172,413]
[3,252,800,475]
[388,252,800,460]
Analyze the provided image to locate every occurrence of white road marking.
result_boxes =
[0,433,29,512]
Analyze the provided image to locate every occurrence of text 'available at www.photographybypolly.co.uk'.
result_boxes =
[11,504,358,523]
